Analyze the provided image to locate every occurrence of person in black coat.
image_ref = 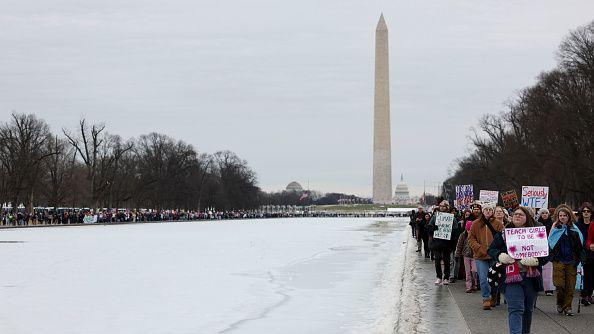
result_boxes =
[418,212,431,258]
[449,207,465,282]
[575,202,593,306]
[427,200,457,285]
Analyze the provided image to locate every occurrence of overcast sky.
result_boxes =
[2,1,593,196]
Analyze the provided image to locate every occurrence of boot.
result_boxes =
[492,292,501,306]
[483,298,491,310]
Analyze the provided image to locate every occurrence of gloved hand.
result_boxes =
[498,253,515,264]
[520,257,539,267]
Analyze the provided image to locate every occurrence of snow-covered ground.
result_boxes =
[0,218,407,334]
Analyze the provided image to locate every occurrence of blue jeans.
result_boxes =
[476,259,492,299]
[505,278,537,334]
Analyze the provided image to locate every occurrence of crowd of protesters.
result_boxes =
[0,208,267,226]
[410,200,593,334]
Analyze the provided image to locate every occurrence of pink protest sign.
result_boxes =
[505,226,549,259]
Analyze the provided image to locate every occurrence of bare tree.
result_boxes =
[445,21,594,207]
[0,113,55,212]
[40,135,76,209]
[63,119,133,211]
[211,150,260,210]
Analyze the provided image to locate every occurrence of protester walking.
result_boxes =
[586,212,594,308]
[488,206,549,334]
[549,204,585,316]
[427,200,456,285]
[417,212,431,258]
[456,220,478,293]
[414,206,425,251]
[469,202,504,310]
[409,209,417,238]
[450,207,465,283]
[537,208,556,295]
[576,202,593,306]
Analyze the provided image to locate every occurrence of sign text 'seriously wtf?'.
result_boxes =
[521,186,549,209]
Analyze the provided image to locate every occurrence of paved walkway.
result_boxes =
[404,231,593,334]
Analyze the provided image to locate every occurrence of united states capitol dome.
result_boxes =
[393,174,411,205]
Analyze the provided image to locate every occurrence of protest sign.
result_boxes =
[501,189,519,209]
[433,212,454,240]
[521,186,549,209]
[505,226,549,259]
[479,190,499,204]
[455,185,473,210]
[83,215,97,224]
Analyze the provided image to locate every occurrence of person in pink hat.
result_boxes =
[456,220,478,292]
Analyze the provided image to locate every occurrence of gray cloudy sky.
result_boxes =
[2,0,593,196]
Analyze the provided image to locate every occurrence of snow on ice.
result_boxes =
[0,218,407,334]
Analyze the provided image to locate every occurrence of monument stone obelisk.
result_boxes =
[372,14,392,204]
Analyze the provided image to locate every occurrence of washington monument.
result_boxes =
[373,14,392,204]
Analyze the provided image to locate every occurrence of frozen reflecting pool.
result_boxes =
[0,218,407,334]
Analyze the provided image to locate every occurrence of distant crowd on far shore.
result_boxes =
[0,209,267,227]
[0,206,411,227]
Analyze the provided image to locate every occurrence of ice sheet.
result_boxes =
[0,218,406,334]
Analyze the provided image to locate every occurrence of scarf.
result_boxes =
[548,224,584,248]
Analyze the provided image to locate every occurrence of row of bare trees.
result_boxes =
[0,117,261,212]
[444,21,594,208]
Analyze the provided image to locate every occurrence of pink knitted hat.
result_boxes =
[465,220,473,231]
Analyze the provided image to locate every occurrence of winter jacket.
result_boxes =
[455,231,473,258]
[409,211,416,226]
[416,214,429,237]
[538,217,553,235]
[586,223,594,254]
[468,216,504,260]
[450,219,464,249]
[576,219,594,259]
[488,230,549,293]
[549,224,585,266]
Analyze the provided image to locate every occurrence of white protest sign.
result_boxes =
[83,215,97,224]
[505,226,549,259]
[434,212,454,240]
[521,186,549,209]
[479,190,499,204]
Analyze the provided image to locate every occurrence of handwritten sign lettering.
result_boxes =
[505,226,549,259]
[501,190,519,209]
[455,185,473,210]
[434,212,454,240]
[479,190,499,204]
[521,186,549,209]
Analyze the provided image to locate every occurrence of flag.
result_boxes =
[299,191,309,201]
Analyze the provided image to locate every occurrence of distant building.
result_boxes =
[393,174,412,205]
[285,181,303,192]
